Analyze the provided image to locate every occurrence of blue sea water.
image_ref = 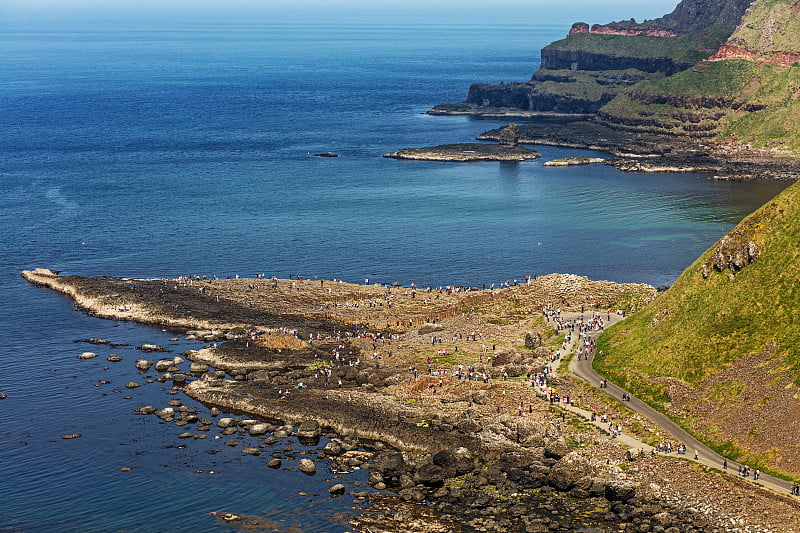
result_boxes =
[0,10,791,532]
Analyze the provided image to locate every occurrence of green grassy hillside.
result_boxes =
[596,181,800,475]
[727,0,800,52]
[599,0,800,152]
[600,59,800,149]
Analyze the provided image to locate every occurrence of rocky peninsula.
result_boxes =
[384,143,540,162]
[22,268,800,532]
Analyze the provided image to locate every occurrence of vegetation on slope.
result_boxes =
[531,69,656,105]
[597,179,800,392]
[595,180,800,474]
[601,59,800,149]
[544,33,711,65]
[597,0,800,152]
[727,0,800,52]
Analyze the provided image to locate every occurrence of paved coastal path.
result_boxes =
[547,311,797,498]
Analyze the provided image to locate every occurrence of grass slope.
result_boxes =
[601,59,800,149]
[727,0,800,53]
[595,181,800,474]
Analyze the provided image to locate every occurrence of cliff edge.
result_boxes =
[430,0,752,117]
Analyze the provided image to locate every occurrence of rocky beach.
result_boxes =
[21,268,800,532]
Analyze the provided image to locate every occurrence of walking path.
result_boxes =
[544,311,797,498]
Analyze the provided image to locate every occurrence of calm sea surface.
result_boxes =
[0,14,790,532]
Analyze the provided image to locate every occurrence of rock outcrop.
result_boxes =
[384,143,540,162]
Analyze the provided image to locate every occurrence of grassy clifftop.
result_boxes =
[596,180,800,476]
[543,33,710,64]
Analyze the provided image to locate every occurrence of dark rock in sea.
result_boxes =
[137,344,168,352]
[135,359,154,371]
[217,417,236,428]
[155,408,175,420]
[413,463,445,487]
[137,405,157,415]
[297,458,317,475]
[267,458,281,469]
[543,156,605,166]
[384,143,540,162]
[241,447,261,456]
[328,483,346,496]
[106,354,122,362]
[314,152,338,157]
[296,420,321,445]
[125,381,141,389]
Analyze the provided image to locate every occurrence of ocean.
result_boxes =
[0,10,790,532]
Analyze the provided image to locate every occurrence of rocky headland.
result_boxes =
[428,0,800,169]
[22,268,800,532]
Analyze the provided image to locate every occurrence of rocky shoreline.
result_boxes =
[404,111,800,180]
[22,268,800,532]
[474,120,800,181]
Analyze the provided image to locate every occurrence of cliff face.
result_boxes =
[431,0,751,116]
[539,48,693,75]
[465,79,620,114]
